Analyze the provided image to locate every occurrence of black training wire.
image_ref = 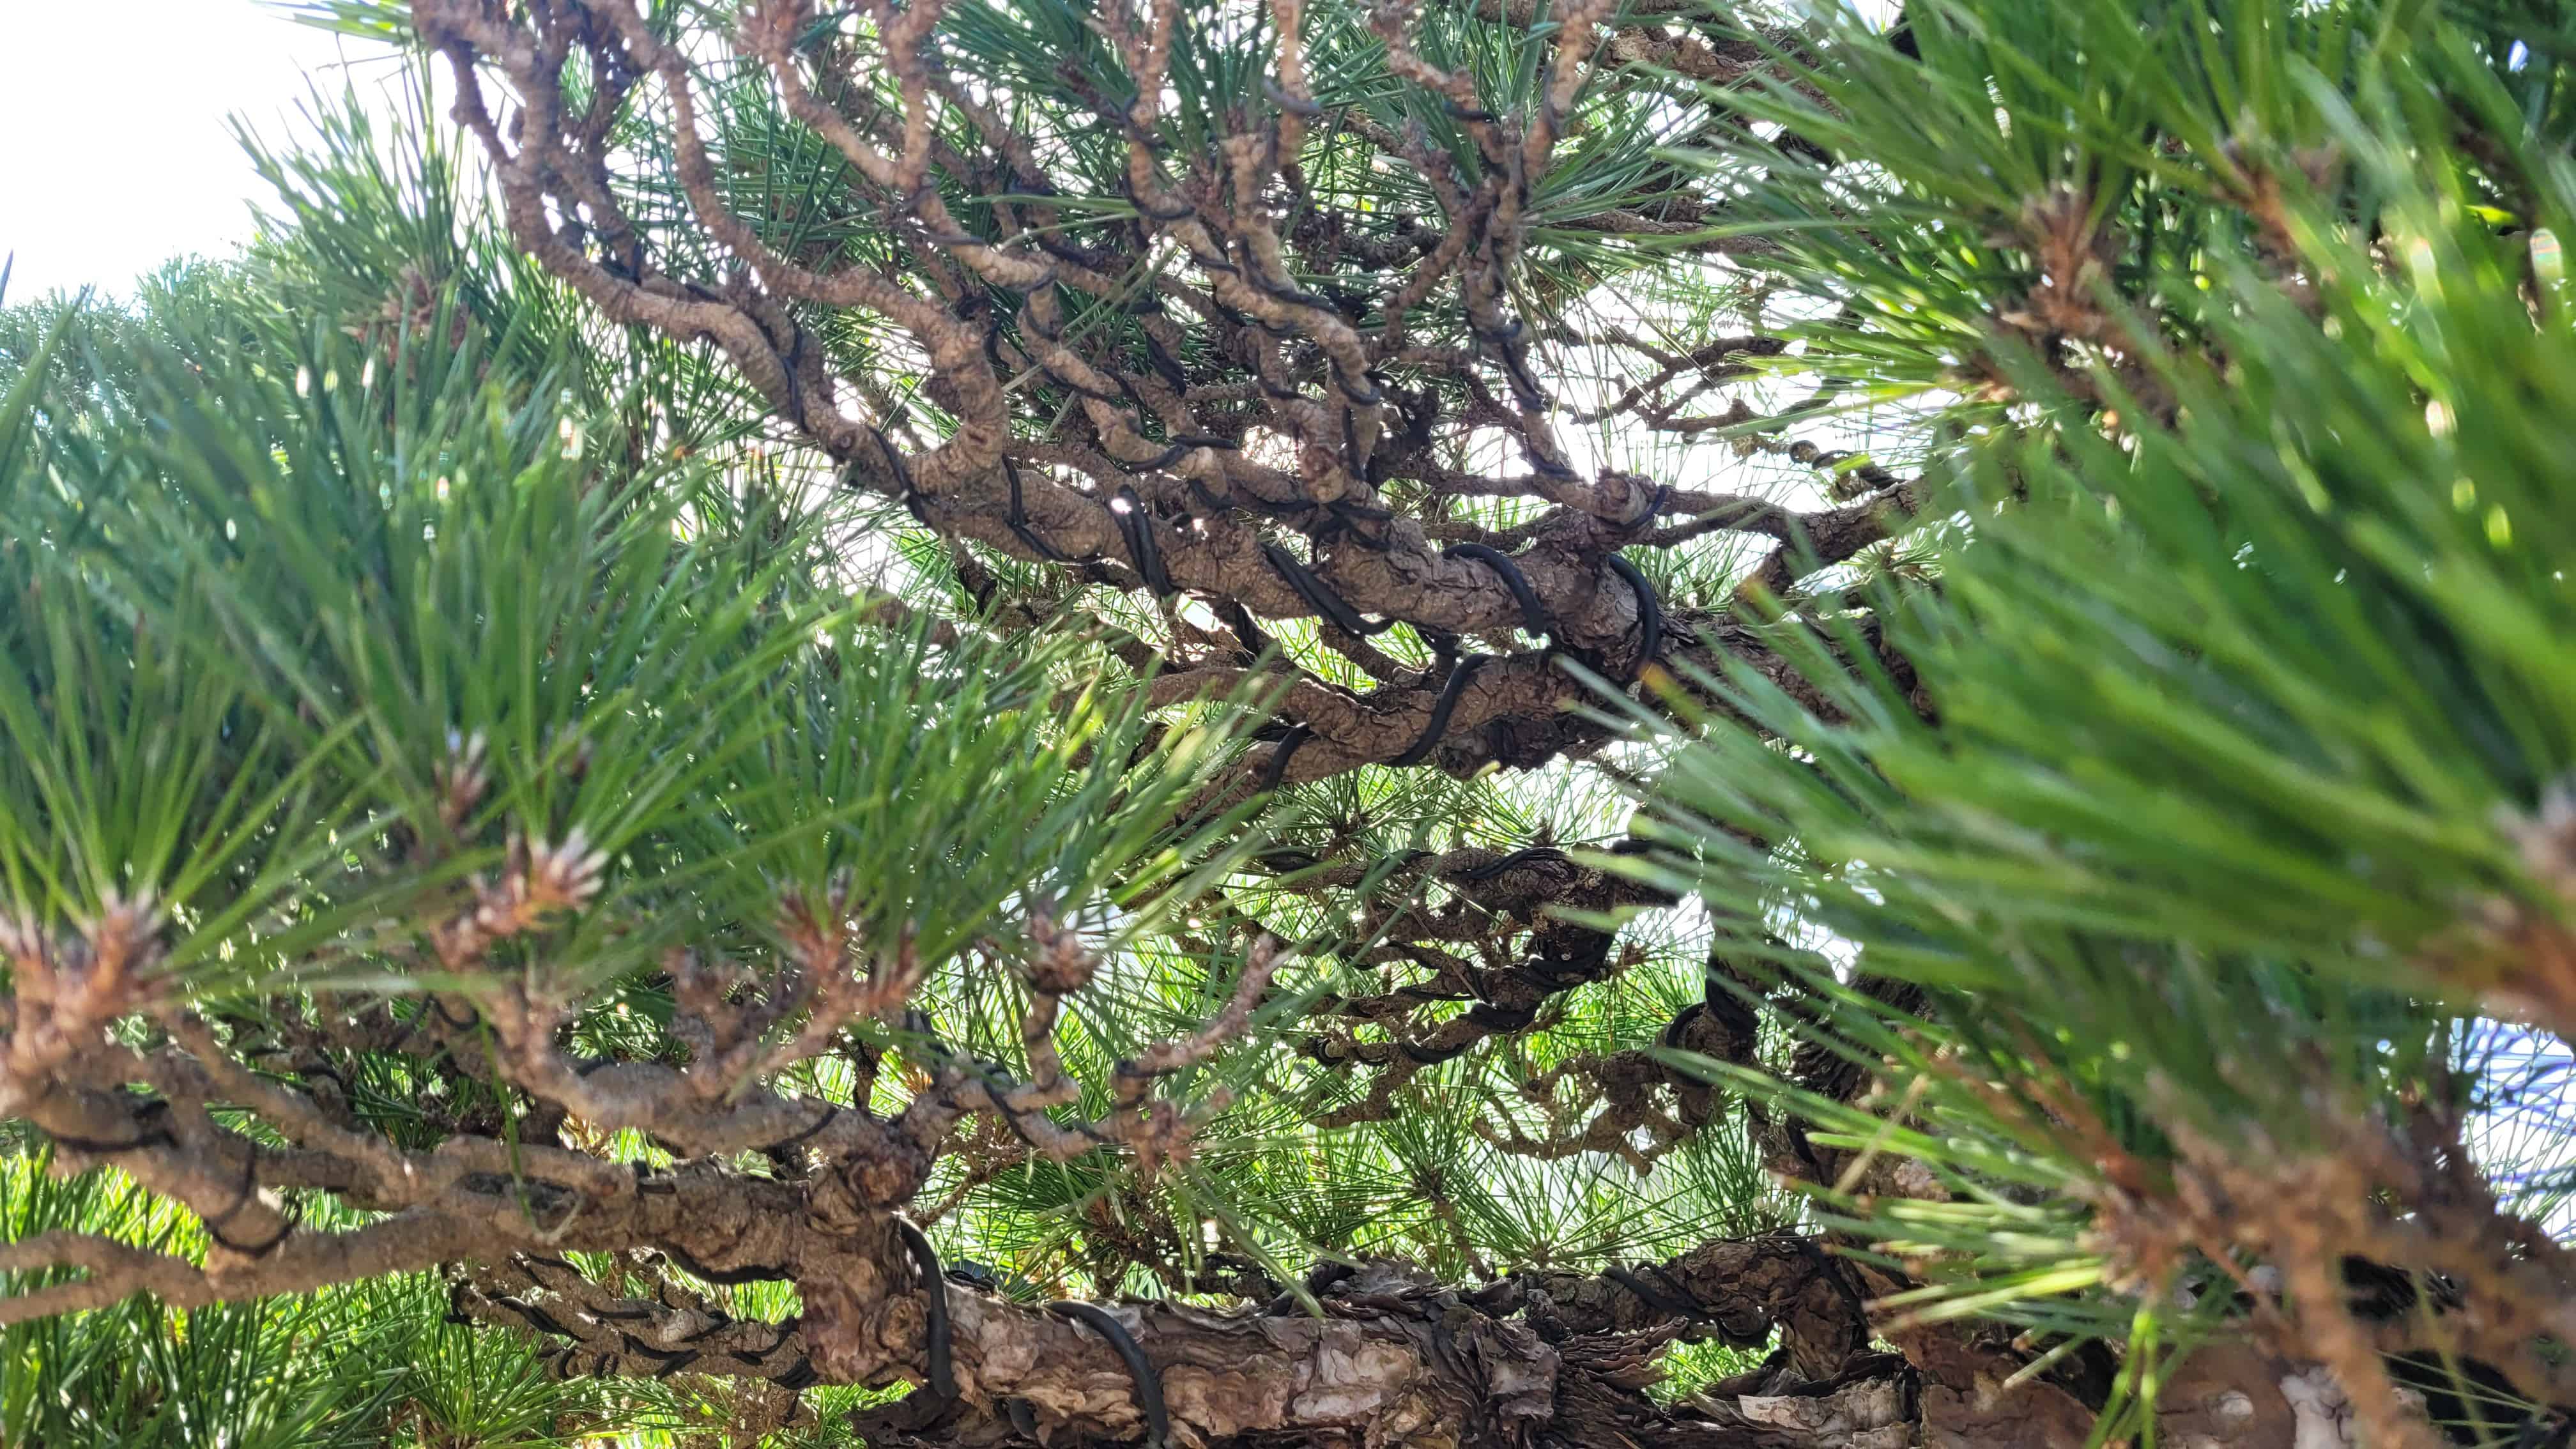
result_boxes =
[1048,1301,1171,1449]
[869,425,915,496]
[676,1314,737,1344]
[1261,79,1329,117]
[906,1015,1089,1153]
[772,1356,820,1390]
[1222,600,1275,660]
[1041,362,1131,408]
[1144,332,1190,392]
[1320,504,1395,554]
[760,1103,839,1154]
[201,1142,292,1258]
[1442,543,1551,638]
[1400,1038,1473,1065]
[1112,486,1175,595]
[1632,482,1675,530]
[1499,349,1547,410]
[1325,507,1395,554]
[1387,654,1488,767]
[1258,1261,1358,1317]
[1198,476,1321,521]
[1250,271,1335,314]
[1109,370,1151,413]
[1262,541,1362,634]
[1260,541,1393,637]
[1644,1262,1708,1315]
[1257,724,1314,794]
[658,1243,786,1287]
[1033,233,1109,269]
[497,1294,578,1340]
[1335,372,1385,406]
[208,1208,296,1259]
[868,427,935,525]
[772,318,813,431]
[1116,174,1197,222]
[1452,845,1570,882]
[1604,1264,1710,1322]
[1601,553,1664,677]
[1114,441,1202,475]
[891,1216,960,1400]
[1003,457,1079,564]
[1520,949,1609,992]
[1788,1231,1875,1333]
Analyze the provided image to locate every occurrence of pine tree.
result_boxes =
[1,0,2570,1446]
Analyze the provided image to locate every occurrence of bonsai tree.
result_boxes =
[2,0,2569,1444]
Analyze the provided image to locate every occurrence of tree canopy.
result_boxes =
[2,0,2572,1446]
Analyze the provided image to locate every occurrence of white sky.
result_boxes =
[0,1,400,303]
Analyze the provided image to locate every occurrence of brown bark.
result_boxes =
[0,892,2405,1449]
[397,0,1927,815]
[9,4,2526,1447]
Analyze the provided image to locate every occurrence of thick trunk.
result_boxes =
[801,1242,2336,1449]
[844,1315,2336,1449]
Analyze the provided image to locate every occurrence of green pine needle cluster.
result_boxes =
[1618,0,2576,1433]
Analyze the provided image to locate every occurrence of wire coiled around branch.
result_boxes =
[1261,540,1395,637]
[1047,1301,1170,1449]
[891,1216,960,1400]
[1443,542,1552,639]
[1387,654,1489,767]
